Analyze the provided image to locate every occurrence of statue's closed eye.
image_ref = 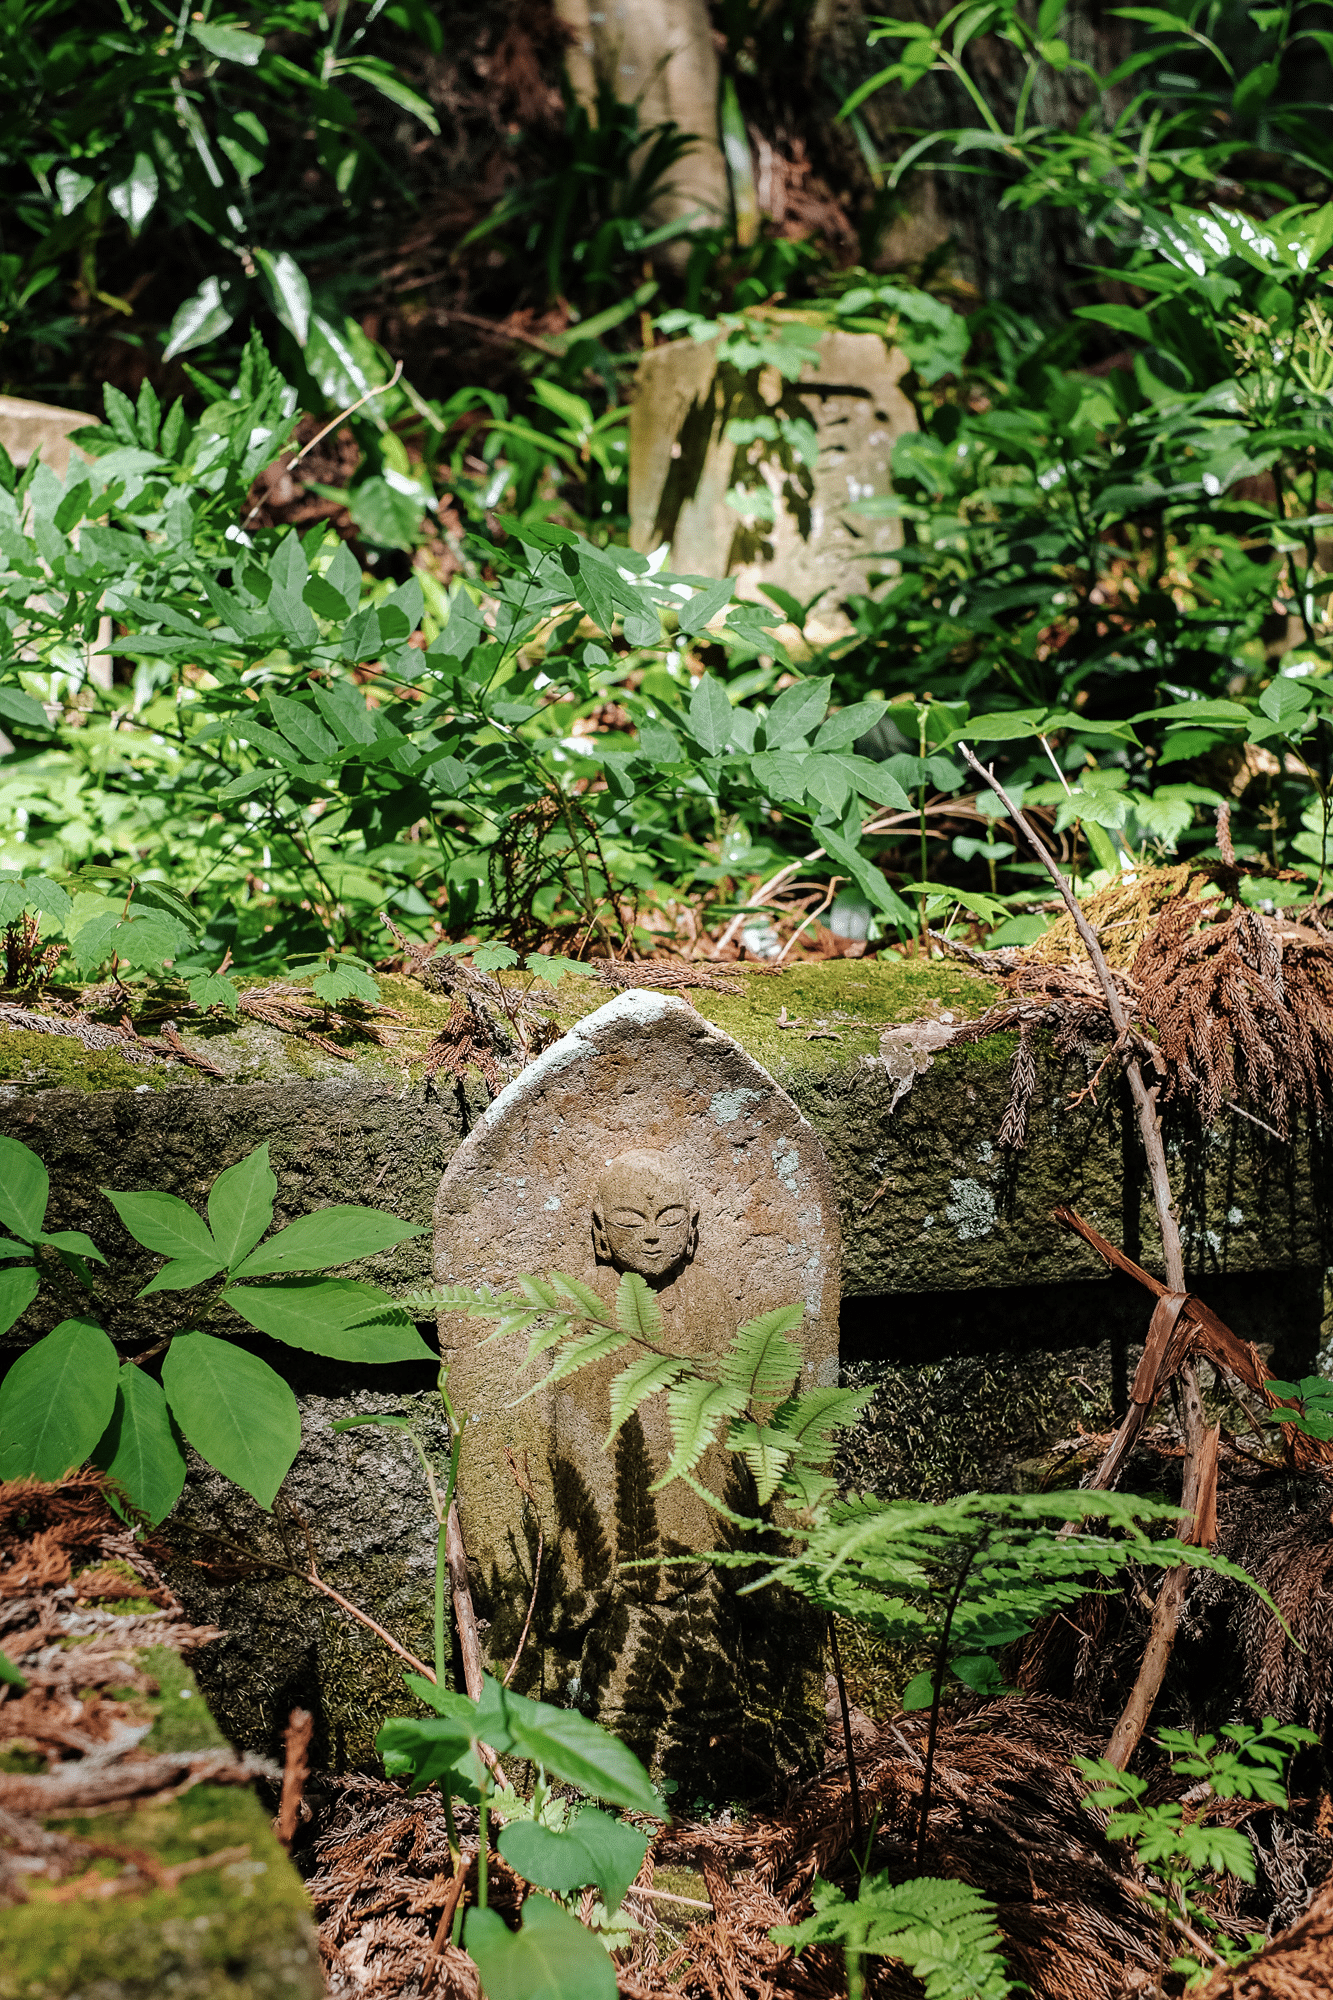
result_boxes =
[654,1206,688,1227]
[608,1208,648,1228]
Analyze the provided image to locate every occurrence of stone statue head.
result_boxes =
[591,1149,698,1283]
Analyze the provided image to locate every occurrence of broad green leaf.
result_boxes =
[476,1677,660,1814]
[1259,676,1312,727]
[269,692,338,762]
[0,1318,119,1481]
[92,1364,187,1525]
[497,1809,648,1912]
[0,1236,31,1263]
[0,1647,26,1689]
[0,1135,48,1239]
[138,1252,228,1297]
[101,1187,218,1261]
[208,1144,278,1271]
[688,674,734,756]
[677,576,734,635]
[188,972,239,1015]
[0,1266,39,1337]
[229,1205,425,1277]
[254,250,311,347]
[765,675,833,746]
[107,153,158,236]
[34,1229,104,1265]
[223,1277,435,1362]
[0,688,53,733]
[466,1892,618,2000]
[311,962,380,1005]
[161,1332,300,1510]
[161,275,240,362]
[192,20,264,62]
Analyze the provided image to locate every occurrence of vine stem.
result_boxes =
[956,743,1210,1768]
[827,1615,864,1860]
[915,1537,980,1872]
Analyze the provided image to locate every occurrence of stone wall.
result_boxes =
[2,959,1326,1771]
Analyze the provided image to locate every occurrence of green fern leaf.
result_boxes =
[717,1304,804,1406]
[522,1313,574,1367]
[517,1275,561,1309]
[615,1270,663,1344]
[725,1416,794,1504]
[655,1375,748,1489]
[549,1273,615,1323]
[509,1325,632,1403]
[604,1351,691,1446]
[774,1873,1017,2000]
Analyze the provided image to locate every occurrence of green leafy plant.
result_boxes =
[1076,1719,1317,1980]
[378,1670,662,1996]
[774,1872,1019,2000]
[404,1269,869,1517]
[0,1132,426,1517]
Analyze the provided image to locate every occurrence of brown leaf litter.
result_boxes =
[924,849,1333,1145]
[0,1471,268,1908]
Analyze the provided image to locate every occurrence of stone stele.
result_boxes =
[433,989,839,1789]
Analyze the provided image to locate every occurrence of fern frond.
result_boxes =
[604,1352,692,1447]
[549,1273,615,1323]
[717,1305,803,1407]
[399,1282,512,1317]
[516,1275,562,1309]
[521,1313,575,1368]
[653,1376,748,1490]
[725,1417,795,1505]
[768,1385,871,1465]
[508,1324,632,1403]
[774,1874,1017,2000]
[615,1270,664,1344]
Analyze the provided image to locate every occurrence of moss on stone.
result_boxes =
[0,1783,319,2000]
[0,1030,176,1094]
[0,1648,320,2000]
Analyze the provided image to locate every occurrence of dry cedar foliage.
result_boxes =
[0,1472,251,1909]
[950,856,1333,1142]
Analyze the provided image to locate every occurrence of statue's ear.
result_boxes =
[591,1206,610,1260]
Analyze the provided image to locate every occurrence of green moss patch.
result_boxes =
[0,1029,174,1094]
[0,1783,318,2000]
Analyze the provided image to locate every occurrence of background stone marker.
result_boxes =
[433,989,839,1786]
[629,325,915,639]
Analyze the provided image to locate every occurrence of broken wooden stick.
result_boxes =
[957,740,1209,1766]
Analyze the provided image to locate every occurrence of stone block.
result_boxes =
[629,323,915,635]
[0,395,95,477]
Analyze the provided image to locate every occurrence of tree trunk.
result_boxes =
[553,0,730,258]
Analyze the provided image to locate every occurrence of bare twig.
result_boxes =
[446,1501,487,1703]
[242,361,405,526]
[827,1615,865,1856]
[303,1565,434,1680]
[501,1451,544,1689]
[275,1707,312,1849]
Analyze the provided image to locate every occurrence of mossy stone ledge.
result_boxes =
[0,1646,321,2000]
[1,959,1325,1769]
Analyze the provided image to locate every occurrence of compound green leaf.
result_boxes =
[465,1895,617,2000]
[0,1135,48,1240]
[161,1333,300,1511]
[0,1318,119,1482]
[222,1277,434,1362]
[229,1205,425,1277]
[92,1363,187,1525]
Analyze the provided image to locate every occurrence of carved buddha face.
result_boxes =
[592,1150,697,1282]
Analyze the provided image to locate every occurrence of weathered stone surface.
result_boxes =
[433,991,838,1786]
[0,394,95,477]
[629,324,915,637]
[0,1645,321,2000]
